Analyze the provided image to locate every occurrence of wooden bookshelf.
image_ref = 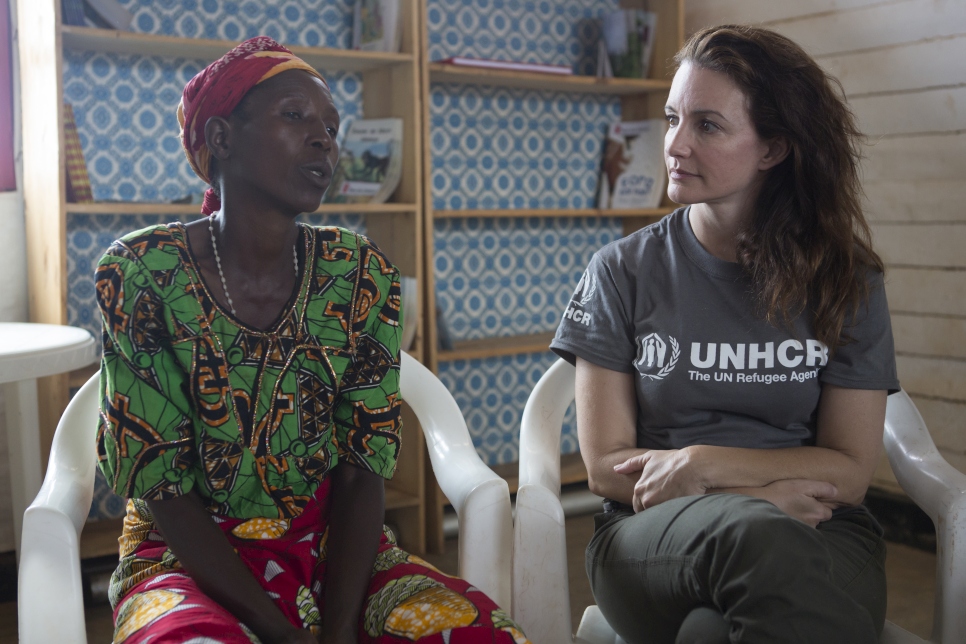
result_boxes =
[61,25,414,72]
[434,206,676,220]
[438,332,557,363]
[65,202,420,216]
[428,63,672,95]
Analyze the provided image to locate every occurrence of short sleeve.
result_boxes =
[820,271,900,394]
[95,245,198,501]
[332,239,403,479]
[550,252,636,373]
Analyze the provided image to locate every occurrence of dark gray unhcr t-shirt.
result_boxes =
[550,207,900,451]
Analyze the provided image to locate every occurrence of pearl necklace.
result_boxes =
[208,217,299,317]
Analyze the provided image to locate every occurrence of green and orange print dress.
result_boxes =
[95,223,528,643]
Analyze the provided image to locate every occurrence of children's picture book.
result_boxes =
[60,0,87,27]
[84,0,134,31]
[353,0,402,53]
[400,276,418,352]
[598,119,666,210]
[324,118,403,204]
[63,103,93,203]
[602,10,657,79]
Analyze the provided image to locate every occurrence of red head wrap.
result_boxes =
[177,36,328,215]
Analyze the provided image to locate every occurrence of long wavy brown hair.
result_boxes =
[676,25,883,350]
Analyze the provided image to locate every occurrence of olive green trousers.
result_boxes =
[586,494,887,644]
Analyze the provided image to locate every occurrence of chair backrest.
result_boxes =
[513,357,577,643]
[18,370,101,644]
[513,362,966,644]
[19,353,513,643]
[398,352,513,610]
[883,390,966,644]
[34,370,101,535]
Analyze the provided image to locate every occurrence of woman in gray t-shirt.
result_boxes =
[552,25,898,644]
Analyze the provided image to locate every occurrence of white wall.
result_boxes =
[0,0,29,552]
[686,0,966,487]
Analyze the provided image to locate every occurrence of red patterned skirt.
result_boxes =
[109,479,528,643]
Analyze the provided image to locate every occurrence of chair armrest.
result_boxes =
[884,390,966,519]
[512,483,571,643]
[18,505,88,644]
[457,478,513,612]
[40,370,101,534]
[518,359,576,496]
[398,352,512,609]
[17,371,100,643]
[884,389,966,644]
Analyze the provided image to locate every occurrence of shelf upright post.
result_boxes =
[17,0,71,468]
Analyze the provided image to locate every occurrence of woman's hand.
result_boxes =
[614,448,708,512]
[723,479,838,527]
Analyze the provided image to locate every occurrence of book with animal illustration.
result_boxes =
[597,118,666,210]
[324,118,403,204]
[353,0,402,53]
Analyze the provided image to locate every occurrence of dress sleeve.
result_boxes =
[332,238,403,479]
[95,244,198,500]
[550,251,636,373]
[820,270,900,394]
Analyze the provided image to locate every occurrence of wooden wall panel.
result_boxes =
[850,87,966,137]
[862,133,966,183]
[910,396,966,453]
[862,132,966,182]
[863,180,966,223]
[685,0,885,30]
[822,35,966,96]
[777,0,966,58]
[873,223,966,268]
[897,355,966,401]
[886,268,966,317]
[892,314,966,359]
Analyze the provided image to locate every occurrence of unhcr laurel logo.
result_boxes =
[562,271,598,326]
[634,332,680,380]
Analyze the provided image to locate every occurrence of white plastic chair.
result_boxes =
[18,351,512,644]
[513,358,966,644]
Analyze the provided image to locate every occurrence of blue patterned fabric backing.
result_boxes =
[67,0,629,519]
[428,0,622,465]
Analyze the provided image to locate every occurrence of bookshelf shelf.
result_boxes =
[433,206,676,220]
[428,63,673,95]
[61,26,415,72]
[66,202,420,216]
[437,331,557,363]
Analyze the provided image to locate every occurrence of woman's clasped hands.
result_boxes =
[614,449,839,527]
[613,448,707,512]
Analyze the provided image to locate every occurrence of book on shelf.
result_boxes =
[601,9,657,79]
[60,0,87,27]
[597,119,666,210]
[436,57,573,76]
[400,276,418,352]
[324,118,403,205]
[63,103,93,203]
[82,0,134,30]
[435,304,454,352]
[353,0,402,53]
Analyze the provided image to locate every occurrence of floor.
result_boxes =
[0,511,936,643]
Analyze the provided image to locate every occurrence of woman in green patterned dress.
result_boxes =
[95,37,528,644]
